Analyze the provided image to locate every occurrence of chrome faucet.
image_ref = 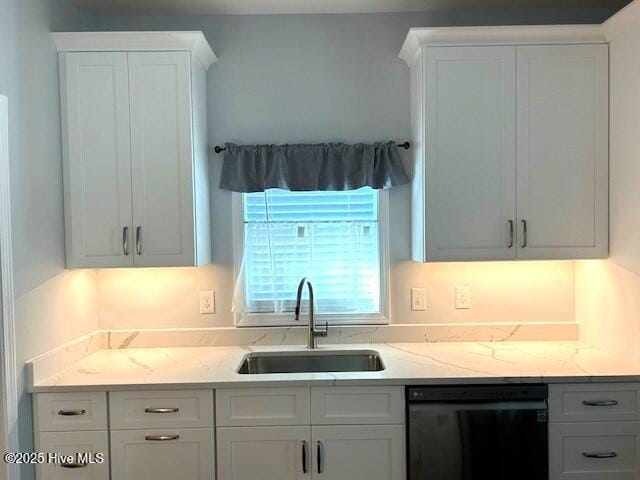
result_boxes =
[294,277,328,349]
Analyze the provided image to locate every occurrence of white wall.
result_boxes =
[575,0,640,360]
[88,9,621,331]
[606,0,640,275]
[0,1,96,478]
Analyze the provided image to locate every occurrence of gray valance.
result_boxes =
[219,142,410,192]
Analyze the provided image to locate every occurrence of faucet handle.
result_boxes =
[317,322,329,337]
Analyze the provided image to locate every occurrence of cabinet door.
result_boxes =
[36,431,109,480]
[312,425,405,480]
[516,44,608,259]
[217,426,311,480]
[128,51,196,267]
[110,428,214,480]
[60,52,133,268]
[424,46,517,261]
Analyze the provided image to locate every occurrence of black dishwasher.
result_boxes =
[407,385,548,480]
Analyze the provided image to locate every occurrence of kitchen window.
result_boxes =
[233,188,389,326]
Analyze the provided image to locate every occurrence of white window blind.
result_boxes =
[241,188,381,317]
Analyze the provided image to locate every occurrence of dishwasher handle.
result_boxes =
[409,400,548,412]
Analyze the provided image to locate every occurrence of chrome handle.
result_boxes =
[317,441,323,474]
[508,220,514,248]
[583,400,619,407]
[582,452,618,459]
[145,434,180,441]
[135,226,142,255]
[521,220,527,248]
[302,441,308,474]
[144,407,179,414]
[122,226,129,255]
[60,462,88,469]
[58,409,86,416]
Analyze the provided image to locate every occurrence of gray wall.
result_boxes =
[0,2,95,478]
[0,7,622,478]
[92,9,610,329]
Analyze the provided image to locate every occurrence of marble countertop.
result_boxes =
[28,341,640,392]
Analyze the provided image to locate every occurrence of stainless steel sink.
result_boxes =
[237,350,385,374]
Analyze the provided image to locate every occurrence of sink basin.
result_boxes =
[237,350,385,374]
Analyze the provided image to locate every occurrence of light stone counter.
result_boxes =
[28,341,639,393]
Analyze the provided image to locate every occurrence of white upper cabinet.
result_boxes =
[59,52,134,268]
[400,26,609,262]
[54,32,216,268]
[516,44,609,259]
[423,46,516,261]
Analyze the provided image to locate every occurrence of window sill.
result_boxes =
[235,312,389,328]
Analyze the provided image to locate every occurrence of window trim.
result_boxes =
[232,189,390,327]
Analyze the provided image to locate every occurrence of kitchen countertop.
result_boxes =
[28,341,640,393]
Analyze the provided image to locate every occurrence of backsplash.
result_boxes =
[95,260,576,329]
[27,322,578,385]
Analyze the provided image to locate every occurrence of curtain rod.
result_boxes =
[212,141,411,154]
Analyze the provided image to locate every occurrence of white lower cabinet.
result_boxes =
[36,431,109,480]
[549,383,640,480]
[216,425,405,480]
[215,387,405,480]
[549,422,640,480]
[312,425,405,480]
[217,426,310,480]
[110,428,215,480]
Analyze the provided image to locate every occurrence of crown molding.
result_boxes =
[399,25,606,66]
[603,0,640,40]
[52,31,217,70]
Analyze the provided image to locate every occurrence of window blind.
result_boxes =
[243,188,381,315]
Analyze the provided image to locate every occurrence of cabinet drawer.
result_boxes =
[110,428,214,480]
[311,386,404,425]
[109,390,213,430]
[549,422,640,480]
[216,387,310,426]
[36,430,109,480]
[549,384,640,422]
[35,393,107,432]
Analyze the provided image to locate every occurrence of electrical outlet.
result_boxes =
[411,287,427,311]
[199,291,215,314]
[455,286,471,309]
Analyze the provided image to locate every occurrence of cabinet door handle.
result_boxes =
[582,451,618,459]
[521,220,528,248]
[145,434,180,441]
[317,440,323,474]
[144,407,180,414]
[57,409,86,416]
[508,220,514,248]
[122,226,129,255]
[135,226,142,255]
[582,400,619,407]
[60,462,88,469]
[301,441,308,473]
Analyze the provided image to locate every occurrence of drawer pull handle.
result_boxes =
[57,409,86,416]
[144,407,180,414]
[145,434,180,441]
[582,400,619,407]
[582,452,618,459]
[60,462,88,469]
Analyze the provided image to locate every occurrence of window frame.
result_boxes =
[232,190,390,327]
